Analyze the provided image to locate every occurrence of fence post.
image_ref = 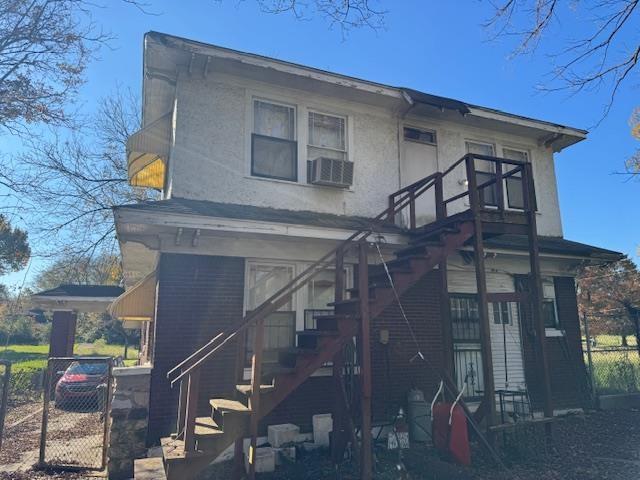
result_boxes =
[0,361,10,451]
[583,313,597,400]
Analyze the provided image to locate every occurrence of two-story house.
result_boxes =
[110,31,621,479]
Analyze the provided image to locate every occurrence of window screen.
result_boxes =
[308,112,347,162]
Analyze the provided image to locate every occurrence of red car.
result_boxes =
[54,362,108,409]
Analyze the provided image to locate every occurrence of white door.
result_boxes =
[400,126,438,227]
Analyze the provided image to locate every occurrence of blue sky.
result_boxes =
[2,0,638,288]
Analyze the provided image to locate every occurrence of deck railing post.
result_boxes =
[465,155,479,213]
[358,241,372,480]
[409,190,416,229]
[388,195,396,224]
[248,315,266,480]
[495,160,504,212]
[435,173,446,220]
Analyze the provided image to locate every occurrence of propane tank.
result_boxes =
[407,388,430,442]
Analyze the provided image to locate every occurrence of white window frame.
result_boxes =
[403,125,437,146]
[541,278,563,336]
[501,146,536,212]
[250,97,298,182]
[307,110,349,160]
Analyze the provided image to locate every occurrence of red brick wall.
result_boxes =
[148,253,245,441]
[370,270,445,422]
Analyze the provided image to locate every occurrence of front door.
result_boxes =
[400,126,438,227]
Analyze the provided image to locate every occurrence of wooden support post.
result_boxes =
[523,163,553,420]
[332,247,345,464]
[247,317,265,480]
[176,371,188,437]
[358,241,373,480]
[183,369,201,453]
[232,438,244,480]
[439,259,454,388]
[466,156,496,426]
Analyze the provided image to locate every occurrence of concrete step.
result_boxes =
[134,457,167,480]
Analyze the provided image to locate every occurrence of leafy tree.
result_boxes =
[0,214,30,275]
[577,256,640,348]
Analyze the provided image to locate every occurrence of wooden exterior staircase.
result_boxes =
[146,154,554,480]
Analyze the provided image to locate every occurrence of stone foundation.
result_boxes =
[108,366,152,480]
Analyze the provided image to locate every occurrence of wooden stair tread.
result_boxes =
[194,416,224,436]
[236,383,276,395]
[209,398,250,413]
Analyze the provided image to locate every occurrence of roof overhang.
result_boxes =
[142,31,587,152]
[30,295,119,313]
[108,270,157,323]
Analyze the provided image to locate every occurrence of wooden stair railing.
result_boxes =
[163,153,534,477]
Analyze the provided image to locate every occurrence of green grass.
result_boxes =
[586,349,640,395]
[0,342,139,372]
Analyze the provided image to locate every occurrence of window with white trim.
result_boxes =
[307,111,347,162]
[252,99,297,181]
[466,141,497,207]
[502,147,537,210]
[542,280,559,328]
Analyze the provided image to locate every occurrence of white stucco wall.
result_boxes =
[167,70,564,236]
[169,71,399,218]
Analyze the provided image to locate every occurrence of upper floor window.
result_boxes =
[252,99,297,181]
[307,111,347,161]
[502,147,536,210]
[466,141,497,207]
[404,126,437,145]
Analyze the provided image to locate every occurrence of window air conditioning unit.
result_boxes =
[308,157,354,188]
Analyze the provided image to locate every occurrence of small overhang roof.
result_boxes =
[108,271,156,322]
[114,197,402,234]
[143,31,587,152]
[483,234,623,262]
[31,284,124,313]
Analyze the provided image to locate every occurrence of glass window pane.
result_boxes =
[308,112,345,150]
[248,264,293,310]
[506,177,525,209]
[503,148,528,162]
[307,270,335,309]
[254,100,294,140]
[252,135,297,181]
[543,300,557,328]
[404,127,436,145]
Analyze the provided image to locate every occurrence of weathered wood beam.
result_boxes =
[358,242,372,480]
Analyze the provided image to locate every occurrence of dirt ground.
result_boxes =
[2,409,639,479]
[0,401,105,476]
[199,409,640,480]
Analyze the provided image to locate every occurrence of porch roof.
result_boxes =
[484,234,623,261]
[113,197,403,234]
[31,284,124,313]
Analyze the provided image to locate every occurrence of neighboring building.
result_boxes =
[111,31,621,479]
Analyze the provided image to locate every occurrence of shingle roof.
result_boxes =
[33,284,124,298]
[115,197,403,233]
[484,234,622,260]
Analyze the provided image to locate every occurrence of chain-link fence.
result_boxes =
[38,357,113,471]
[0,363,47,471]
[582,313,640,395]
